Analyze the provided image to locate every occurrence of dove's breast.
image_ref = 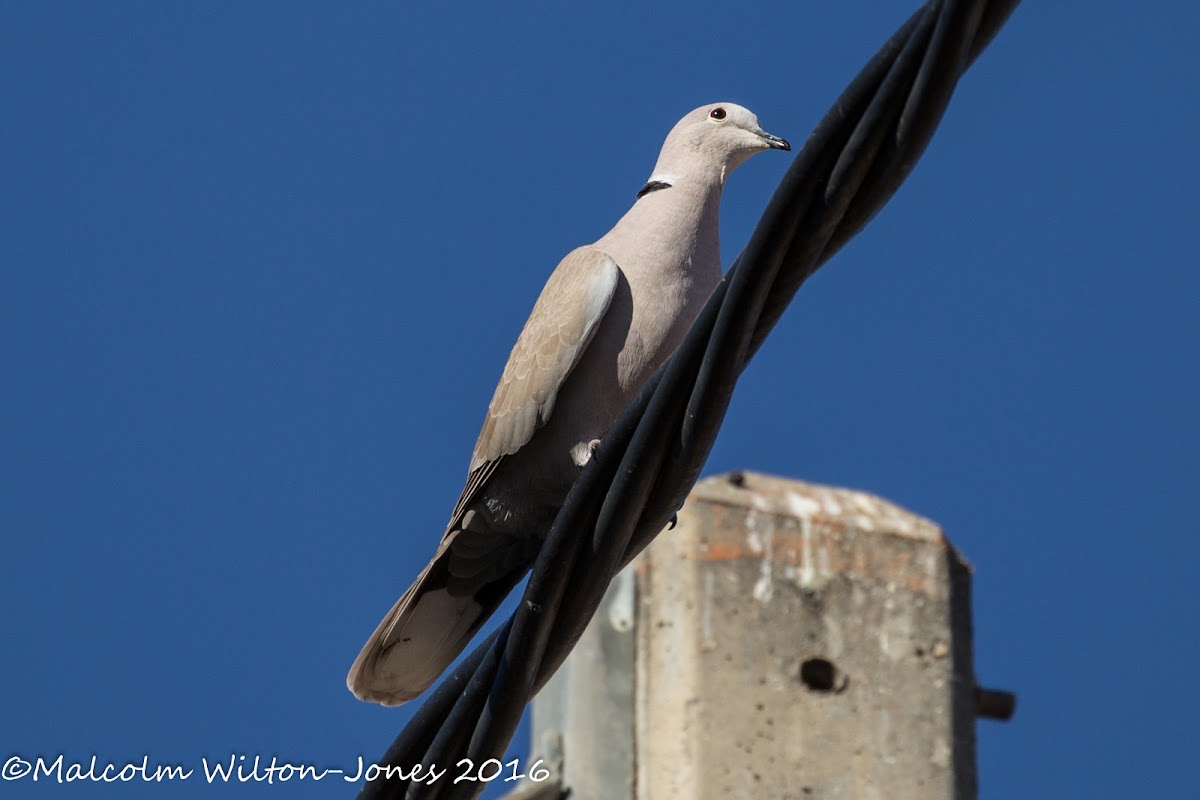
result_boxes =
[530,183,724,469]
[480,179,725,534]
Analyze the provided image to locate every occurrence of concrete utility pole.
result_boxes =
[509,471,1012,800]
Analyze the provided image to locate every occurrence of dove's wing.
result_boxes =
[346,247,621,705]
[449,246,619,523]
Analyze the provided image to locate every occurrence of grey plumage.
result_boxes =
[349,103,789,706]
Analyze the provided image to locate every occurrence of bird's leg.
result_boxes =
[570,438,603,467]
[666,501,688,530]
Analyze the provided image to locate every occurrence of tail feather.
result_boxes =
[347,529,531,706]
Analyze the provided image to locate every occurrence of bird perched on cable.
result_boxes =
[348,103,789,705]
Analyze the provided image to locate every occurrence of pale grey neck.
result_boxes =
[595,172,724,276]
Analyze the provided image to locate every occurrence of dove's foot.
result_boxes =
[570,438,603,467]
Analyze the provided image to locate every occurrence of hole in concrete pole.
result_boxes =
[800,658,844,692]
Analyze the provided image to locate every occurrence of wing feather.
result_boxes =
[448,246,619,525]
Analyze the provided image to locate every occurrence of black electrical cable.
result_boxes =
[359,1,1021,797]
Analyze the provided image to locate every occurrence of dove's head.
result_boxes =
[653,102,790,182]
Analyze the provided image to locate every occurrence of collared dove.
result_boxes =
[349,103,789,706]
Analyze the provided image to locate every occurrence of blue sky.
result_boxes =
[2,2,1198,798]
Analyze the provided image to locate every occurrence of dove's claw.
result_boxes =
[571,438,603,467]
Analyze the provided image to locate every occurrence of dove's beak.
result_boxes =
[758,130,791,151]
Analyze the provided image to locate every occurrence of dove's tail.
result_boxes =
[347,518,535,706]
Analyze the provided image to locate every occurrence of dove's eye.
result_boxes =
[709,107,727,121]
